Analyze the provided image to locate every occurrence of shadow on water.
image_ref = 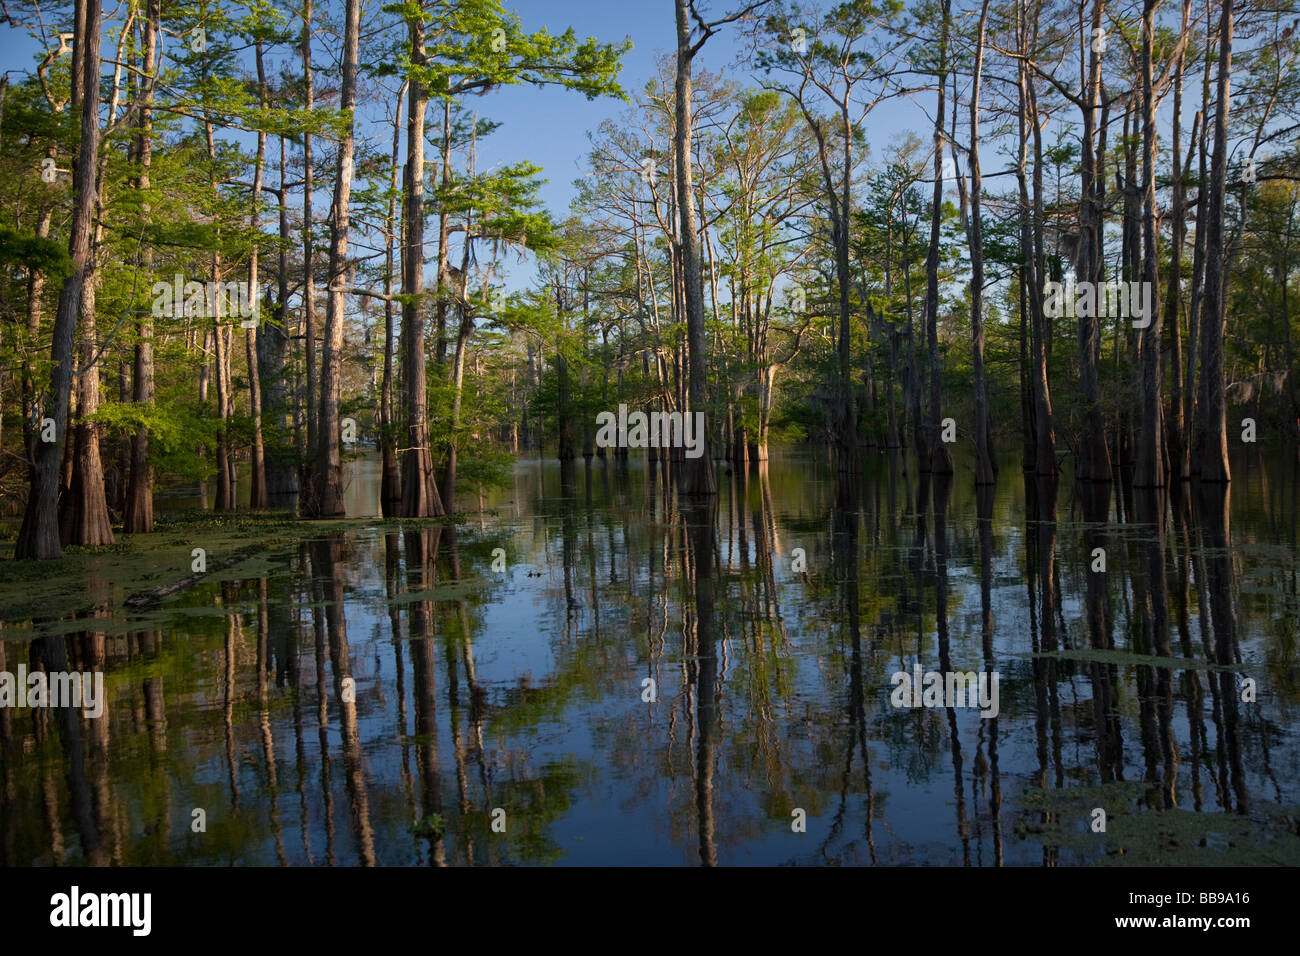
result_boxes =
[1,449,1298,865]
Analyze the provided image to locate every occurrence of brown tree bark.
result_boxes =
[60,0,121,547]
[311,0,360,517]
[1166,0,1192,482]
[968,0,995,486]
[380,85,405,516]
[673,0,717,496]
[1016,0,1056,478]
[16,0,104,558]
[556,274,575,461]
[442,249,473,512]
[22,207,54,485]
[245,39,269,509]
[399,4,445,517]
[926,0,954,475]
[260,134,299,503]
[1198,0,1233,483]
[1076,0,1111,482]
[1135,0,1165,488]
[434,99,453,368]
[61,273,115,547]
[301,0,318,470]
[123,0,159,533]
[211,255,232,512]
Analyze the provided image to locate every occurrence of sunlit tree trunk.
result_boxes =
[673,0,717,496]
[259,135,300,503]
[62,265,115,547]
[60,0,120,547]
[124,0,159,533]
[926,0,954,475]
[968,0,995,486]
[16,0,103,558]
[380,85,405,516]
[301,0,318,473]
[311,0,360,517]
[399,4,445,517]
[211,252,232,512]
[246,39,269,509]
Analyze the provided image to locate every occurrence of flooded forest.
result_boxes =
[1,0,1299,867]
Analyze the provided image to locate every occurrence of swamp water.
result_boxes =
[1,449,1297,866]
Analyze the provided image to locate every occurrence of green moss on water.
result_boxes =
[387,583,482,605]
[1028,647,1266,674]
[1018,782,1300,865]
[412,814,445,838]
[0,510,450,632]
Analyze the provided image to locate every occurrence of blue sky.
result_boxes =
[470,0,923,214]
[475,0,679,214]
[459,1,923,288]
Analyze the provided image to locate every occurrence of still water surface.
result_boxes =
[1,450,1297,865]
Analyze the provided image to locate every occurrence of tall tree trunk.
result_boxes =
[1187,36,1211,473]
[1016,0,1055,478]
[1167,1,1192,482]
[434,100,453,367]
[380,85,405,516]
[399,3,445,517]
[556,279,575,461]
[442,134,477,512]
[1120,111,1139,476]
[1135,0,1165,488]
[114,360,128,514]
[673,0,716,496]
[22,208,54,485]
[443,300,473,511]
[926,0,954,475]
[61,0,115,548]
[1076,0,1111,481]
[311,0,360,517]
[301,0,318,491]
[124,0,159,533]
[1028,48,1055,479]
[246,39,269,509]
[62,265,115,546]
[1018,255,1034,468]
[211,255,232,512]
[969,0,995,486]
[260,135,299,502]
[16,0,103,558]
[905,250,923,461]
[201,113,234,512]
[1199,0,1233,483]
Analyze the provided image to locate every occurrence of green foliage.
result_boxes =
[0,227,71,283]
[90,399,219,483]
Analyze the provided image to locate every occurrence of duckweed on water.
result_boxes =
[0,510,450,630]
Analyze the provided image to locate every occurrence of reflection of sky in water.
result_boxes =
[2,450,1297,866]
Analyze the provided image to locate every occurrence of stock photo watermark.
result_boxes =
[152,274,259,327]
[890,664,1000,719]
[594,404,706,458]
[1043,279,1153,328]
[50,887,151,936]
[0,666,104,718]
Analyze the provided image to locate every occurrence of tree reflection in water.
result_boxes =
[0,451,1296,866]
